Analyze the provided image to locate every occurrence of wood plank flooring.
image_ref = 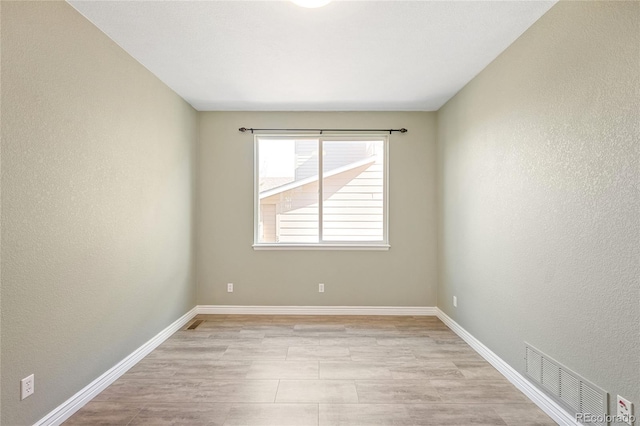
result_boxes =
[64,315,557,425]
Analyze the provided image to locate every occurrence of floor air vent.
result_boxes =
[186,319,204,330]
[525,344,608,425]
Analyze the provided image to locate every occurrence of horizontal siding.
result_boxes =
[323,200,383,207]
[322,158,383,241]
[323,228,382,236]
[259,204,277,243]
[284,207,381,215]
[325,186,384,193]
[323,222,383,229]
[324,235,383,242]
[324,193,382,200]
[275,215,319,222]
[279,221,319,229]
[326,177,383,185]
[279,228,320,236]
[294,140,318,180]
[259,154,384,243]
[278,235,319,243]
[325,215,384,222]
[279,222,382,229]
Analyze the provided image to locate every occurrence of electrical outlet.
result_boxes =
[617,395,633,425]
[21,374,34,400]
[453,296,457,307]
[227,283,233,293]
[318,283,325,293]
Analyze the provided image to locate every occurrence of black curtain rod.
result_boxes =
[238,127,407,135]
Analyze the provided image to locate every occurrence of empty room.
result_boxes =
[1,1,638,425]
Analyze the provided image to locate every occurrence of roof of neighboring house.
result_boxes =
[259,156,377,199]
[260,177,295,193]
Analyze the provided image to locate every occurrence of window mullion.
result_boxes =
[318,139,324,243]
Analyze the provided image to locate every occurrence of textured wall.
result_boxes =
[437,0,639,417]
[1,2,197,424]
[197,112,437,307]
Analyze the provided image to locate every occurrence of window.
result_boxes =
[254,135,389,249]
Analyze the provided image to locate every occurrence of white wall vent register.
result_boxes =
[525,344,608,426]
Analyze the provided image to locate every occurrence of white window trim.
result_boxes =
[252,244,390,251]
[253,134,390,250]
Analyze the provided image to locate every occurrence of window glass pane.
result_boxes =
[258,138,319,243]
[322,140,384,242]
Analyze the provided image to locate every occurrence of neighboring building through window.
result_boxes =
[255,135,388,248]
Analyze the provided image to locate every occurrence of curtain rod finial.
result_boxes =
[400,128,408,133]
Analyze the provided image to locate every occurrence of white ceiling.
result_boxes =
[68,0,556,111]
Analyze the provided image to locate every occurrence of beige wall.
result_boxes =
[197,112,437,306]
[437,1,639,417]
[1,2,197,425]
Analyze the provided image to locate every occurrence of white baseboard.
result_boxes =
[35,307,198,426]
[435,308,578,426]
[196,305,437,316]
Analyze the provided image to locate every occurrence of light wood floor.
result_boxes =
[64,315,557,425]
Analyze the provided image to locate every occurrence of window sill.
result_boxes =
[253,244,390,251]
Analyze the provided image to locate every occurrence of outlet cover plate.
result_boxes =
[617,395,633,425]
[21,374,34,400]
[227,283,233,293]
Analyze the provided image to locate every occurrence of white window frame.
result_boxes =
[253,134,390,250]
